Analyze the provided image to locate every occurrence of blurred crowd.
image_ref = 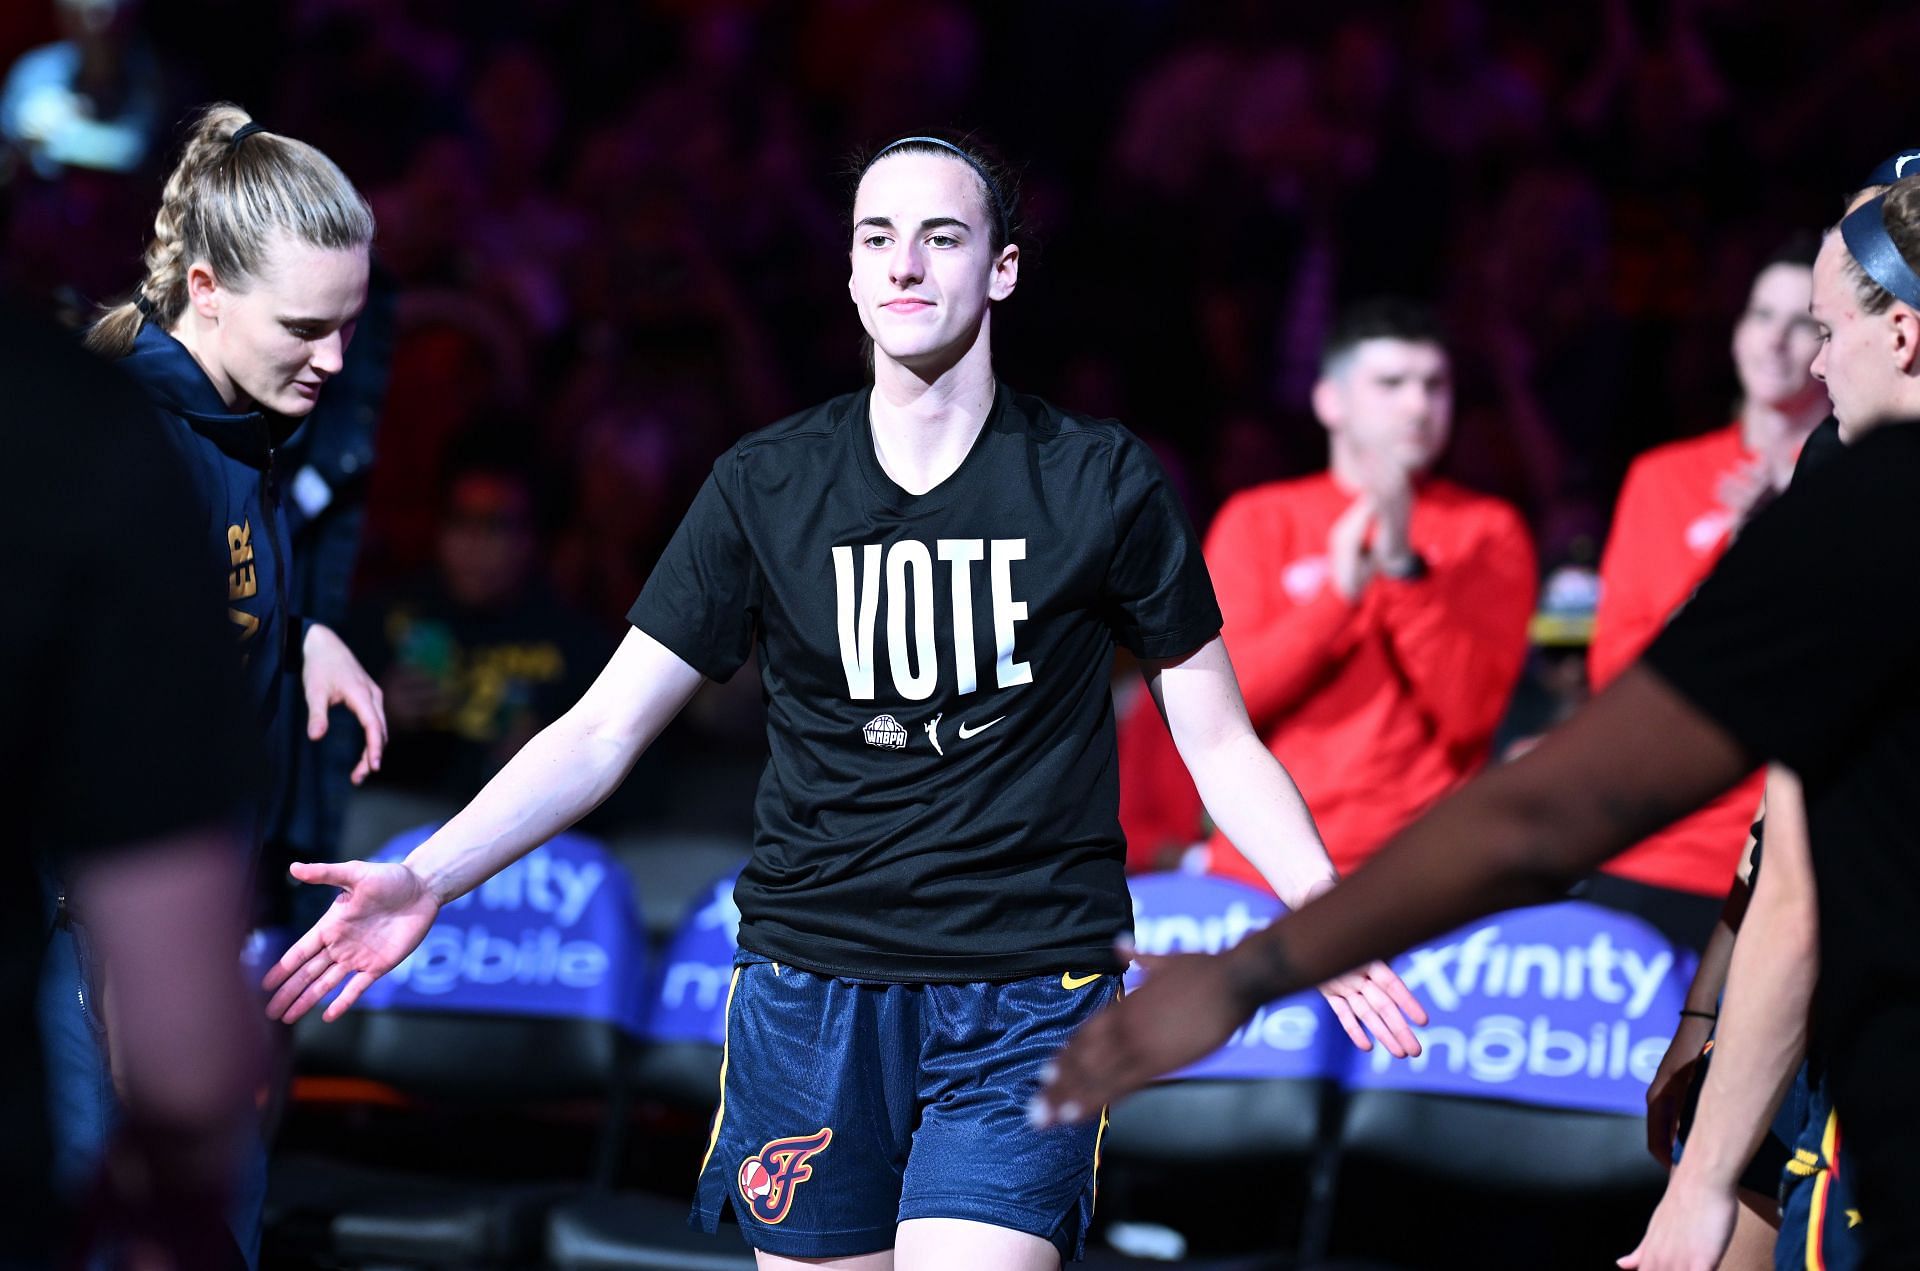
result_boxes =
[6,0,1920,836]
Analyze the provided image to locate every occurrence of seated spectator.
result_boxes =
[353,292,531,588]
[0,0,172,304]
[0,0,164,178]
[549,405,680,632]
[1118,298,1535,885]
[1584,234,1827,950]
[349,433,609,804]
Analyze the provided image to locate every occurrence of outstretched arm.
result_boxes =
[265,627,707,1022]
[1040,663,1751,1120]
[1143,637,1427,1057]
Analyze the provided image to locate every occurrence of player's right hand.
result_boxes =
[263,859,440,1023]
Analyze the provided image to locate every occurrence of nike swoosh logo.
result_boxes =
[1900,154,1919,179]
[957,717,1006,739]
[1061,972,1103,990]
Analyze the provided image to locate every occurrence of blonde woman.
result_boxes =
[46,102,387,1267]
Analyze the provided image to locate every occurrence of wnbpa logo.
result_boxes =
[737,1128,833,1224]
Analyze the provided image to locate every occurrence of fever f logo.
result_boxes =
[737,1128,833,1224]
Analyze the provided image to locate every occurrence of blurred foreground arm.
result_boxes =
[74,826,258,1268]
[1040,663,1750,1120]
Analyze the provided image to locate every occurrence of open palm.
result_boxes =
[262,859,441,1023]
[1317,960,1428,1057]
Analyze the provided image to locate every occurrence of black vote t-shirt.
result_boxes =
[629,386,1221,981]
[1642,420,1920,1256]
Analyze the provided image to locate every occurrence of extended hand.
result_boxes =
[302,623,387,784]
[1317,960,1427,1057]
[1035,948,1250,1127]
[262,859,439,1023]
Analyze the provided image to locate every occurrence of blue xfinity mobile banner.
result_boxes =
[646,867,744,1045]
[1349,897,1695,1114]
[1127,872,1347,1082]
[1127,873,1694,1114]
[350,824,651,1035]
[479,862,1692,1117]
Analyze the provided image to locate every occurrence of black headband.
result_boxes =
[867,135,1011,243]
[228,121,267,153]
[1840,192,1920,311]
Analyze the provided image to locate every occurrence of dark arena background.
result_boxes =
[7,0,1917,1267]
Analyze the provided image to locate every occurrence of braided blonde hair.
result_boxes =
[86,103,375,357]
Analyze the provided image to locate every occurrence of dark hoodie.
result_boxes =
[117,322,302,807]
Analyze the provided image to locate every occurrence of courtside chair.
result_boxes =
[264,826,648,1269]
[1092,872,1349,1267]
[606,830,756,943]
[1315,901,1684,1268]
[546,864,754,1270]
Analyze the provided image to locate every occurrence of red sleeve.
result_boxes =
[1370,500,1537,763]
[1116,687,1203,872]
[1590,457,1673,691]
[1204,491,1368,732]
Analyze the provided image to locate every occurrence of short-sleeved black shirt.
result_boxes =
[1643,420,1920,1252]
[629,386,1221,980]
[2,303,242,1257]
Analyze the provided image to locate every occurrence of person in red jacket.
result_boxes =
[1584,235,1828,947]
[1120,299,1535,884]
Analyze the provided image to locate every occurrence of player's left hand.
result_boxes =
[1034,945,1248,1127]
[1643,1012,1713,1166]
[1316,960,1427,1057]
[1616,1168,1737,1271]
[1292,877,1426,1056]
[302,622,387,784]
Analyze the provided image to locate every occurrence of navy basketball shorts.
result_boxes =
[1776,1071,1864,1271]
[690,957,1121,1261]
